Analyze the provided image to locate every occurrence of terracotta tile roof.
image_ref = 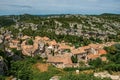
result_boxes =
[87,54,99,59]
[58,43,73,50]
[21,40,38,56]
[48,40,57,46]
[71,48,85,55]
[35,36,50,43]
[79,46,90,50]
[43,37,50,41]
[11,40,20,43]
[35,36,42,41]
[88,44,102,49]
[47,55,63,63]
[22,45,38,56]
[22,45,33,50]
[33,43,38,51]
[71,45,91,55]
[98,49,107,55]
[9,40,20,48]
[5,35,11,40]
[87,50,107,60]
[9,45,17,49]
[22,45,33,56]
[47,54,72,64]
[21,35,30,40]
[21,41,26,46]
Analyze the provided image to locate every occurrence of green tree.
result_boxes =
[88,58,103,68]
[71,55,78,63]
[10,60,33,80]
[27,39,34,45]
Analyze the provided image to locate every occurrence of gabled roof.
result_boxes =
[48,40,57,46]
[43,37,50,41]
[71,48,86,55]
[98,49,107,55]
[47,54,72,64]
[87,54,99,59]
[5,35,11,40]
[35,36,42,40]
[58,43,73,50]
[87,49,107,60]
[21,35,31,40]
[88,44,102,49]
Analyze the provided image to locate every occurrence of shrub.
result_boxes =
[71,55,78,63]
[0,75,5,80]
[63,66,95,71]
[104,63,120,72]
[26,39,34,45]
[88,58,103,68]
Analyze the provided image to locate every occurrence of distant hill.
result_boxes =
[100,13,120,16]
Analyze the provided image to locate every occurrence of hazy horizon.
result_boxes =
[0,0,120,15]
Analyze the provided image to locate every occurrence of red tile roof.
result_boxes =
[98,49,107,55]
[71,48,85,55]
[87,54,99,59]
[11,40,20,43]
[48,40,57,46]
[58,43,73,50]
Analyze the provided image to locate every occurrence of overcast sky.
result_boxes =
[0,0,120,15]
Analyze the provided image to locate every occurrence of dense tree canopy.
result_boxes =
[104,44,120,71]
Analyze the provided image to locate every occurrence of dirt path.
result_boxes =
[34,63,49,72]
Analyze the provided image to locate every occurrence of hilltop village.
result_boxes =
[0,32,116,68]
[0,14,120,80]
